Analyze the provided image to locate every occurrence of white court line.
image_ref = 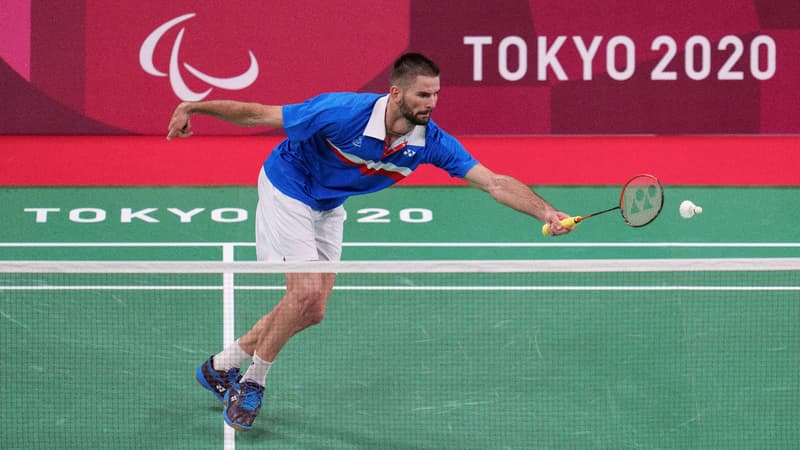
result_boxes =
[1,241,799,248]
[0,286,223,290]
[343,242,800,248]
[3,285,798,291]
[0,242,235,247]
[4,258,799,273]
[221,245,236,450]
[221,245,235,345]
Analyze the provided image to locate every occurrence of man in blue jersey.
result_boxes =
[167,53,572,430]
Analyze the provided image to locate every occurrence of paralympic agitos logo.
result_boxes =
[138,13,259,101]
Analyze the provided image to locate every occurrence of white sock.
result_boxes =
[242,353,272,386]
[212,340,251,371]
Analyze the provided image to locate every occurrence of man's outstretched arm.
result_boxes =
[167,100,283,140]
[463,163,573,236]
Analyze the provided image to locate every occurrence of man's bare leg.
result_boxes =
[223,271,336,430]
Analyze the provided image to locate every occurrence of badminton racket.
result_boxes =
[542,174,664,235]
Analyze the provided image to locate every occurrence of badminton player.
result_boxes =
[167,52,573,431]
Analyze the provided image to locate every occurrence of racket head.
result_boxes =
[618,174,664,227]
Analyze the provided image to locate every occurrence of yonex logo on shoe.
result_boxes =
[216,385,225,392]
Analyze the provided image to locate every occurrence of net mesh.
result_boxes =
[1,259,798,449]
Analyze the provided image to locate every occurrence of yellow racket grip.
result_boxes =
[541,216,580,236]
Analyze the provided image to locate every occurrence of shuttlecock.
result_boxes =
[679,200,703,219]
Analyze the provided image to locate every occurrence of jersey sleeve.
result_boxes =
[281,93,342,142]
[425,127,479,178]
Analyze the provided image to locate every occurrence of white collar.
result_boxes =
[363,95,426,146]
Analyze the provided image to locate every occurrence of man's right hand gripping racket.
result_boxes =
[543,174,664,236]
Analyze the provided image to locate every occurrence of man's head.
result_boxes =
[389,53,440,126]
[390,53,440,89]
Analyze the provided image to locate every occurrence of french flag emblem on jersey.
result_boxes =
[325,139,413,181]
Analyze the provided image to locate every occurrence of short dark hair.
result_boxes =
[390,53,440,88]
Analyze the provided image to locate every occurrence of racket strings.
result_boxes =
[620,175,663,227]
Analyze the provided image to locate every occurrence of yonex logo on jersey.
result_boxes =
[139,13,259,101]
[403,149,416,157]
[352,136,363,148]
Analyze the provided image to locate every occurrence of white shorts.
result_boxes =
[255,168,345,262]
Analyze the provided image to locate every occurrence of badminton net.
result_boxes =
[0,258,798,449]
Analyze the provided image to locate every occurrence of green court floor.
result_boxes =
[1,186,799,449]
[1,186,799,259]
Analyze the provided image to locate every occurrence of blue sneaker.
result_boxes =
[223,380,265,431]
[196,356,241,403]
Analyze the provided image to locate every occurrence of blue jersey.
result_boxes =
[262,92,478,210]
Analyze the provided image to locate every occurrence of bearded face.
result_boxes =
[398,96,430,125]
[397,75,439,126]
